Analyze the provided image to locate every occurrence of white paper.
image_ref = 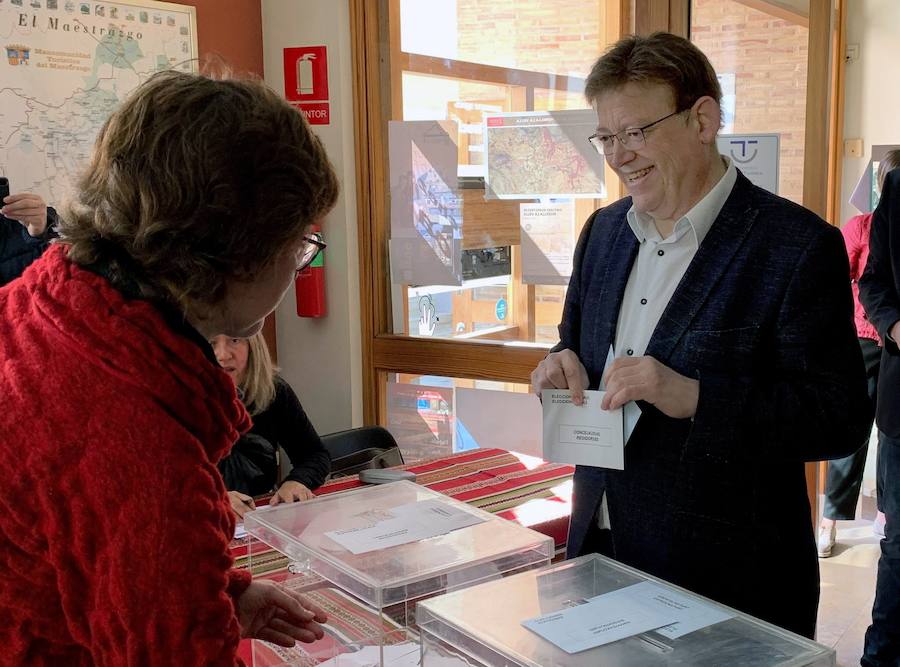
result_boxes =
[717,134,780,195]
[520,202,575,285]
[607,581,734,639]
[316,643,420,666]
[324,499,485,555]
[522,593,678,654]
[456,387,543,458]
[522,580,732,654]
[234,523,247,540]
[542,389,624,469]
[388,120,463,286]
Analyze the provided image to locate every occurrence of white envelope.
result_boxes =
[541,389,625,469]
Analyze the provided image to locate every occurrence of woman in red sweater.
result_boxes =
[0,70,338,665]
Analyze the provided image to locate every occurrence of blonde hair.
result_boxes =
[240,333,277,416]
[877,149,900,192]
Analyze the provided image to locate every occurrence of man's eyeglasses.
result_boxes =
[588,109,687,156]
[295,232,326,273]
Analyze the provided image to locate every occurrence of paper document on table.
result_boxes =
[234,523,247,540]
[325,499,485,555]
[541,389,624,469]
[522,591,678,653]
[612,581,733,639]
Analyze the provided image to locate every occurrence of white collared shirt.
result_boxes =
[596,156,737,529]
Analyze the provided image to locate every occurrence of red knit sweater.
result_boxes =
[0,246,254,666]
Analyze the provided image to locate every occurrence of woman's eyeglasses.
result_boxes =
[295,232,326,273]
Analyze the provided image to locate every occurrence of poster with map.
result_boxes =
[484,110,606,200]
[0,0,197,207]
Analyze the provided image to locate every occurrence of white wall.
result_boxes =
[840,0,900,226]
[839,0,899,497]
[261,0,362,434]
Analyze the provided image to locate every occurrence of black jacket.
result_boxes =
[561,171,869,638]
[218,376,331,495]
[860,169,900,437]
[0,208,58,287]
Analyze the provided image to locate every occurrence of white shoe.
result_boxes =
[817,524,836,558]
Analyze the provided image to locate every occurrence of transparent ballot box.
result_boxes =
[417,553,835,667]
[243,480,555,666]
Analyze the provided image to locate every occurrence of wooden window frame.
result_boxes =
[352,0,633,424]
[352,0,841,435]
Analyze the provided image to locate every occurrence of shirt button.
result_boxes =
[657,249,665,257]
[626,348,634,356]
[640,298,647,305]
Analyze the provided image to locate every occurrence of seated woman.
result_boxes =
[0,70,339,664]
[212,332,330,516]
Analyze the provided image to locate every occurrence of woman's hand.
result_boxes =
[269,480,315,505]
[237,580,327,646]
[228,490,256,518]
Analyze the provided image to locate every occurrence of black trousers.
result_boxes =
[823,337,883,520]
[862,435,900,666]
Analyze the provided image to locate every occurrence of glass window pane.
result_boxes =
[388,3,611,346]
[401,0,605,77]
[385,373,537,464]
[691,0,810,204]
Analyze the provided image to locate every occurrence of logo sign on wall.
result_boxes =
[283,45,329,125]
[717,133,780,195]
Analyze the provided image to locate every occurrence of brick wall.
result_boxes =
[451,0,808,202]
[456,0,602,91]
[691,0,808,203]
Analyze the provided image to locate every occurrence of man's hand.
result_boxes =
[531,348,589,405]
[1,193,49,237]
[237,580,327,646]
[228,491,256,518]
[270,481,315,505]
[601,356,699,419]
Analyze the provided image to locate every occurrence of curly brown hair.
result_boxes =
[585,32,722,115]
[60,69,339,314]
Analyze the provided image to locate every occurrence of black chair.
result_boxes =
[322,426,404,478]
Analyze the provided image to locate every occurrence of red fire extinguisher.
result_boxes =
[295,225,326,318]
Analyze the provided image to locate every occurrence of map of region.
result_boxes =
[0,1,195,208]
[485,110,606,199]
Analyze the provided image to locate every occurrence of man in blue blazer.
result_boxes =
[531,33,870,639]
[859,167,900,665]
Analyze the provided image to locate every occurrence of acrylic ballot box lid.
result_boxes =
[417,553,836,667]
[243,480,554,610]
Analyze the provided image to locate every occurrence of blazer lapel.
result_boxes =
[645,172,760,363]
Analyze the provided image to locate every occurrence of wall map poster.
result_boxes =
[1,0,197,206]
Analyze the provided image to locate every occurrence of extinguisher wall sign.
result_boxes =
[295,232,326,318]
[283,46,330,125]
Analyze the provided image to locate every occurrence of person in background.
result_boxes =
[213,332,330,518]
[531,32,869,638]
[0,191,59,286]
[859,164,900,666]
[818,150,900,558]
[0,70,339,665]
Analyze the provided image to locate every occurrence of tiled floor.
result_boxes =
[816,517,882,666]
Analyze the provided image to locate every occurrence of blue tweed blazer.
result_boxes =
[559,170,870,638]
